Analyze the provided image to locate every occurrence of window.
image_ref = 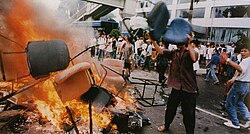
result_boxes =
[164,0,173,5]
[176,8,205,18]
[212,5,250,18]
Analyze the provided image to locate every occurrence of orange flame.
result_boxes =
[33,77,111,128]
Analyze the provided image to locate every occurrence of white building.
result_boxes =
[136,0,250,44]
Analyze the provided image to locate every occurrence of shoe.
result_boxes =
[204,79,209,82]
[243,121,250,128]
[224,121,240,129]
[213,81,219,85]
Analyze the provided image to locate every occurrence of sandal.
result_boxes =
[157,125,167,132]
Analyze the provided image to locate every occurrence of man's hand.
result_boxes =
[187,32,194,45]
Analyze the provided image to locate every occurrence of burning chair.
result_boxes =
[54,62,116,133]
[54,62,115,110]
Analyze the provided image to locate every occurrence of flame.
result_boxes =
[0,81,25,91]
[6,0,48,45]
[34,78,65,126]
[33,77,111,129]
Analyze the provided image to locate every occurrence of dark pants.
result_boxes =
[112,48,117,59]
[157,64,167,83]
[98,49,104,61]
[143,56,151,71]
[199,54,204,64]
[165,89,196,134]
[90,47,95,57]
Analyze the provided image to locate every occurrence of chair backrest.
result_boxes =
[54,62,92,103]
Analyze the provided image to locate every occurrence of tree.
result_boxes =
[109,29,120,39]
[234,31,248,46]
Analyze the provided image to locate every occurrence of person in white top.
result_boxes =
[192,40,200,74]
[106,34,113,58]
[142,39,153,71]
[199,43,206,64]
[208,43,215,62]
[119,38,127,60]
[134,37,143,68]
[139,43,148,67]
[221,39,250,129]
[97,33,107,61]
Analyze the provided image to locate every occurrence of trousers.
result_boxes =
[165,89,196,134]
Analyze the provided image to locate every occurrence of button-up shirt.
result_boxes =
[164,49,198,93]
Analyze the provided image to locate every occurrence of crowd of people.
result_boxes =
[91,32,176,78]
[90,29,250,133]
[91,31,242,82]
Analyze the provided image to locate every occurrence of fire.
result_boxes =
[5,0,69,47]
[34,78,65,126]
[6,0,50,45]
[103,84,137,112]
[0,81,25,91]
[33,77,112,129]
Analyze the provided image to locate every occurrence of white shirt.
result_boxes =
[146,44,153,56]
[134,40,142,54]
[193,47,200,71]
[200,45,206,55]
[97,37,106,50]
[206,47,214,60]
[106,38,113,52]
[235,56,250,82]
[168,44,177,50]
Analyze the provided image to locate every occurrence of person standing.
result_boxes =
[123,37,134,77]
[204,49,220,85]
[111,36,117,59]
[134,37,143,68]
[199,43,206,64]
[192,39,200,74]
[152,19,198,134]
[119,36,127,60]
[142,39,153,71]
[105,34,113,58]
[90,37,97,57]
[97,33,107,61]
[221,39,250,129]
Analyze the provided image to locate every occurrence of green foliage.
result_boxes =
[233,31,250,50]
[109,29,120,39]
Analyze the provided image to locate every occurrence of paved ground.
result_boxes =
[128,69,250,134]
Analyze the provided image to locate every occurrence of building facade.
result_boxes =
[136,0,250,44]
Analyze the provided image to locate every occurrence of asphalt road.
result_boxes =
[129,69,250,134]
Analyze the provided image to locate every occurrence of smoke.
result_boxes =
[0,0,95,81]
[31,0,94,63]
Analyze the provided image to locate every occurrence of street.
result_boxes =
[128,69,250,134]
